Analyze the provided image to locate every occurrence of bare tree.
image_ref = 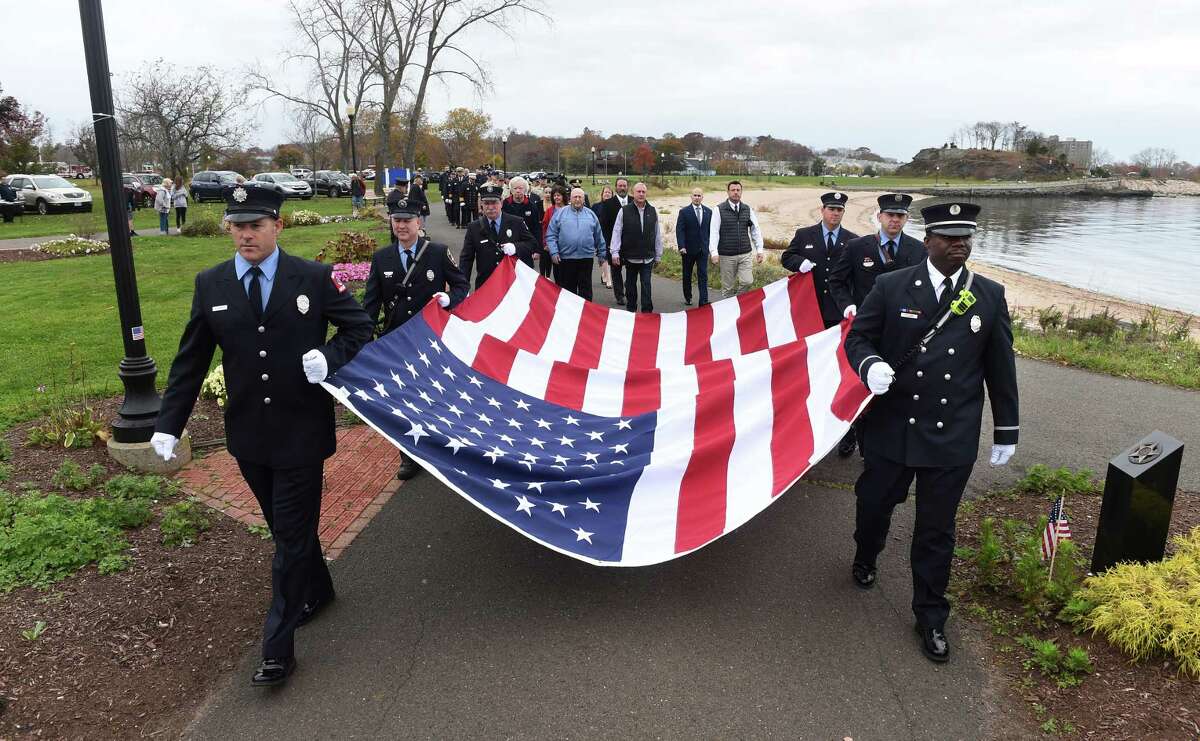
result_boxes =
[68,121,98,181]
[117,62,246,179]
[290,107,332,172]
[978,121,1005,150]
[1132,147,1178,177]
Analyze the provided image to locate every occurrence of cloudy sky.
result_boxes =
[5,0,1199,163]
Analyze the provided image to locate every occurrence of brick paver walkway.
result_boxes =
[176,425,402,559]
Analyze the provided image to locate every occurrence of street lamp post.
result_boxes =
[502,134,508,173]
[935,164,940,186]
[78,0,161,447]
[591,146,596,185]
[346,104,358,173]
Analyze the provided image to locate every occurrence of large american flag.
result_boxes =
[1041,495,1073,561]
[324,257,871,566]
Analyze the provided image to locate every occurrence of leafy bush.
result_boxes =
[200,364,227,408]
[315,230,378,264]
[25,405,109,449]
[290,209,323,226]
[1017,635,1092,688]
[30,236,110,258]
[159,498,212,547]
[0,489,152,591]
[1066,309,1120,339]
[104,473,171,501]
[1010,464,1099,500]
[51,460,106,492]
[1036,305,1064,331]
[67,213,103,240]
[180,211,225,237]
[974,517,1003,588]
[1073,527,1200,677]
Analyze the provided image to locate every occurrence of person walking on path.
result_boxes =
[540,187,567,280]
[610,182,662,313]
[153,178,174,234]
[674,186,712,306]
[503,176,545,270]
[460,184,537,290]
[591,184,615,289]
[150,182,374,687]
[708,180,765,299]
[596,177,631,304]
[350,172,367,217]
[173,180,189,230]
[546,187,606,300]
[844,200,1018,665]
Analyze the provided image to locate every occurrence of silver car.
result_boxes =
[252,172,313,200]
[2,174,94,214]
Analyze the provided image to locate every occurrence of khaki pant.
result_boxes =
[719,252,755,298]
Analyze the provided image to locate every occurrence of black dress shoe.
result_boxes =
[298,593,336,627]
[836,432,857,458]
[684,298,693,306]
[397,458,420,480]
[251,657,296,687]
[851,562,877,589]
[916,624,950,663]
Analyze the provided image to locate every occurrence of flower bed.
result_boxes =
[332,262,371,284]
[30,236,110,258]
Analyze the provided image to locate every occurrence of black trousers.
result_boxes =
[537,248,554,278]
[444,200,456,225]
[853,453,974,629]
[175,206,187,228]
[237,460,334,660]
[556,257,594,300]
[609,255,625,303]
[681,251,709,304]
[623,261,654,312]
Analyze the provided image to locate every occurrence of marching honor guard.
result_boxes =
[151,182,373,687]
[844,201,1019,664]
[443,170,460,227]
[363,197,469,479]
[460,183,538,290]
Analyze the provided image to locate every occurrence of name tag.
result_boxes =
[211,305,227,312]
[900,307,922,319]
[383,271,393,278]
[480,239,489,243]
[862,257,875,268]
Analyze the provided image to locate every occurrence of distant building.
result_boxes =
[1046,136,1093,168]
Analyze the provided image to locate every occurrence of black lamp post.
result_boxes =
[346,105,358,173]
[502,134,508,173]
[591,146,596,185]
[78,0,160,443]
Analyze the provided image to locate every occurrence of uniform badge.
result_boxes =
[506,228,512,238]
[331,275,347,293]
[296,294,310,314]
[894,194,903,202]
[970,315,982,333]
[232,186,248,202]
[805,244,814,250]
[426,269,435,282]
[863,257,875,268]
[949,204,961,215]
[834,193,843,201]
[384,271,394,278]
[524,210,531,217]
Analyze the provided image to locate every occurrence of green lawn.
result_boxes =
[0,184,364,241]
[0,219,392,430]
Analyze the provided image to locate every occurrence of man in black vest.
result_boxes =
[596,177,631,304]
[708,180,765,299]
[844,201,1018,664]
[610,182,663,312]
[363,198,469,480]
[460,183,537,289]
[151,183,373,687]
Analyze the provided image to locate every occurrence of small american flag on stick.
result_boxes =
[1041,495,1072,562]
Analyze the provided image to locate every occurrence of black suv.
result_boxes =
[312,170,351,196]
[190,171,245,202]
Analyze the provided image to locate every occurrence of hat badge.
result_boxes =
[232,186,248,203]
[949,204,961,215]
[894,194,903,202]
[834,193,842,200]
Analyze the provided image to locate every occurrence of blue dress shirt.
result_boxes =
[234,247,280,311]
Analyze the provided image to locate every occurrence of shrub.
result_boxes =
[104,473,171,501]
[159,498,212,547]
[1011,464,1099,500]
[1036,305,1064,331]
[67,213,103,240]
[290,209,323,226]
[1066,309,1119,339]
[974,517,1003,588]
[1016,635,1093,688]
[180,211,225,237]
[200,364,227,408]
[25,405,109,449]
[51,460,106,492]
[315,230,378,264]
[30,236,110,258]
[0,463,10,485]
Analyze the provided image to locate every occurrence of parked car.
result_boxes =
[190,170,245,202]
[311,170,351,196]
[121,173,157,207]
[290,167,313,180]
[252,172,313,199]
[2,174,94,215]
[68,164,93,179]
[361,167,376,180]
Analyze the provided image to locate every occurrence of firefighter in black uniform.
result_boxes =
[458,172,478,228]
[443,170,460,226]
[151,182,373,687]
[460,183,538,289]
[844,201,1019,664]
[362,197,469,479]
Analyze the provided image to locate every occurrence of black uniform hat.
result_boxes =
[388,197,421,219]
[478,184,504,201]
[568,177,583,186]
[820,191,848,209]
[224,182,285,223]
[877,193,913,214]
[920,201,981,237]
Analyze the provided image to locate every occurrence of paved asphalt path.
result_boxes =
[186,208,1199,739]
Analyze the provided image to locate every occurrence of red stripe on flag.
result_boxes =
[831,320,871,422]
[568,301,608,368]
[421,301,450,336]
[507,277,562,354]
[544,361,590,410]
[735,289,769,355]
[471,334,519,384]
[452,257,517,322]
[684,304,714,364]
[675,360,736,553]
[621,368,661,416]
[786,272,826,339]
[627,312,661,369]
[768,342,815,495]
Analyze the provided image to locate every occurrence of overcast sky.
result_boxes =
[5,0,1199,163]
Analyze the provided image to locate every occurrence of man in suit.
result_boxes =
[674,187,712,306]
[596,177,631,305]
[363,198,469,473]
[460,184,537,290]
[459,171,479,227]
[502,176,545,260]
[844,201,1018,664]
[150,183,373,687]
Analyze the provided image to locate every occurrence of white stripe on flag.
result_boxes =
[762,279,798,347]
[476,262,538,341]
[805,325,860,464]
[540,288,586,363]
[656,310,687,368]
[724,350,776,531]
[507,347,552,399]
[440,315,487,367]
[709,295,742,360]
[582,367,625,417]
[596,309,635,370]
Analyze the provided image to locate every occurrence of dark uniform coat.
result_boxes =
[460,212,538,289]
[844,261,1020,468]
[782,223,860,326]
[502,193,545,248]
[828,232,926,313]
[156,250,373,467]
[459,179,478,225]
[363,238,469,335]
[442,176,460,224]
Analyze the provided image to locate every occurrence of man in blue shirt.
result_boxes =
[546,187,606,300]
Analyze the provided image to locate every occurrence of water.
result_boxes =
[908,196,1200,315]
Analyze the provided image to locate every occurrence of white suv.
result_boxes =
[2,174,94,215]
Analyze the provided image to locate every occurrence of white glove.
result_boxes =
[301,349,328,383]
[843,304,857,319]
[798,259,816,274]
[501,242,516,256]
[435,291,450,308]
[866,362,895,395]
[150,432,178,462]
[990,444,1016,466]
[444,198,452,204]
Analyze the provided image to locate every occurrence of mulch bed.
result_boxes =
[955,483,1200,739]
[0,249,55,264]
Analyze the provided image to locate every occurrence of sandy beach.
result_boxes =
[654,186,1199,335]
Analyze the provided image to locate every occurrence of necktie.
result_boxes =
[938,276,954,308]
[493,220,500,235]
[826,232,836,258]
[695,205,701,222]
[247,266,263,321]
[885,240,896,262]
[402,248,413,273]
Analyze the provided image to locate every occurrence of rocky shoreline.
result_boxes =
[845,177,1200,198]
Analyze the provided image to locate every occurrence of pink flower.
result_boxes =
[332,262,371,283]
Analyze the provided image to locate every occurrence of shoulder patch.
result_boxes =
[331,274,347,293]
